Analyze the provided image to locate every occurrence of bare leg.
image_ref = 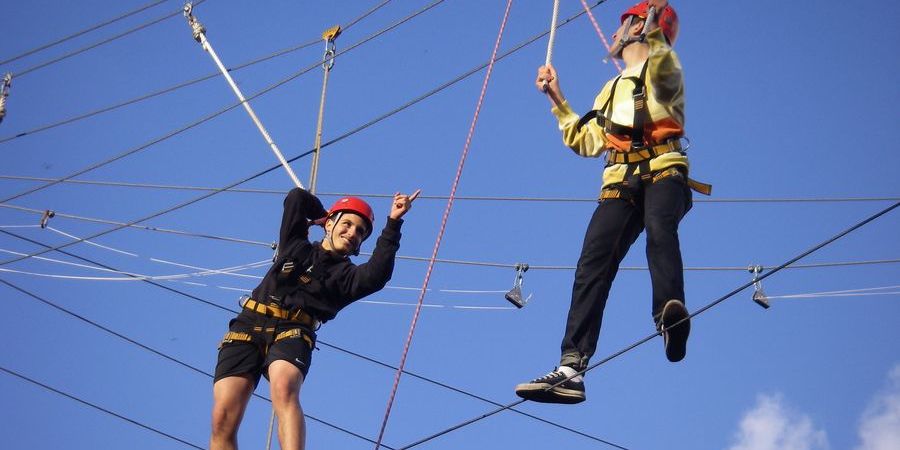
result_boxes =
[268,360,306,450]
[210,374,255,450]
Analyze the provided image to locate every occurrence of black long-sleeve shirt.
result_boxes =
[250,188,402,322]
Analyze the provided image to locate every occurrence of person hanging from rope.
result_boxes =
[515,0,710,405]
[210,187,420,449]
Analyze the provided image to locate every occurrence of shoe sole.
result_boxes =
[662,300,690,362]
[515,382,585,404]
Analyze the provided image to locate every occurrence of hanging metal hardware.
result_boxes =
[0,73,12,124]
[308,25,341,194]
[749,264,770,309]
[505,263,532,308]
[182,2,304,189]
[39,210,55,229]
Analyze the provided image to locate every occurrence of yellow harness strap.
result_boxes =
[599,167,712,201]
[218,331,254,350]
[607,139,682,165]
[274,328,314,349]
[242,298,319,328]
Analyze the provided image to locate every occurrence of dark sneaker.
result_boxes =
[659,299,691,362]
[515,368,586,404]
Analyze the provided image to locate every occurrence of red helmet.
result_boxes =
[327,196,374,238]
[621,1,679,45]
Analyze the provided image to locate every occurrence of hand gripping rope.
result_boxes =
[373,1,515,448]
[541,0,560,92]
[543,0,623,93]
[183,2,304,189]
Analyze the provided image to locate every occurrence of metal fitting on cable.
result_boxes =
[748,264,770,309]
[321,25,341,71]
[183,2,205,43]
[39,210,55,229]
[0,73,12,124]
[505,263,532,308]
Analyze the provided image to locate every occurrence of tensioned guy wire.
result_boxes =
[0,0,168,67]
[0,0,394,145]
[2,176,899,204]
[0,0,447,205]
[0,0,628,232]
[0,364,204,449]
[1,226,620,446]
[11,0,210,78]
[394,201,900,449]
[0,277,398,449]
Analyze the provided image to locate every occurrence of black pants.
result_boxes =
[559,172,692,370]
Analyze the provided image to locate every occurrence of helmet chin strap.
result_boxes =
[604,6,657,63]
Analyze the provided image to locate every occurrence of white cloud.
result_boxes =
[728,393,829,450]
[855,364,900,450]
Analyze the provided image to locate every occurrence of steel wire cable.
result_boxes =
[0,0,446,206]
[0,0,394,145]
[0,364,204,449]
[0,202,272,247]
[12,0,209,78]
[3,175,899,204]
[0,0,613,231]
[3,202,897,272]
[0,0,168,67]
[394,201,900,450]
[0,228,617,447]
[0,276,398,449]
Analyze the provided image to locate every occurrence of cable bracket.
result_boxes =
[321,25,341,71]
[0,73,12,124]
[749,264,770,309]
[505,263,532,308]
[39,210,55,229]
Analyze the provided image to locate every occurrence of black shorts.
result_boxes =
[213,312,316,387]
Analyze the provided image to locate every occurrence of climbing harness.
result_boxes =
[504,263,531,308]
[0,73,11,125]
[308,25,342,194]
[749,265,770,308]
[182,2,304,189]
[240,297,321,329]
[576,58,712,196]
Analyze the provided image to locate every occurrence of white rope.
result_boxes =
[185,6,304,189]
[767,285,900,300]
[46,226,138,257]
[545,0,560,66]
[358,299,517,310]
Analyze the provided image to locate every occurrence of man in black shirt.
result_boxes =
[210,187,419,450]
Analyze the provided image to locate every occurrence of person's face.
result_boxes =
[325,213,368,255]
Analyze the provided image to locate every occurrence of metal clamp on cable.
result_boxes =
[0,73,12,125]
[321,25,341,71]
[749,264,770,309]
[505,263,532,308]
[39,210,55,229]
[182,3,205,43]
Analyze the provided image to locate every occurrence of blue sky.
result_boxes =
[1,1,899,449]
